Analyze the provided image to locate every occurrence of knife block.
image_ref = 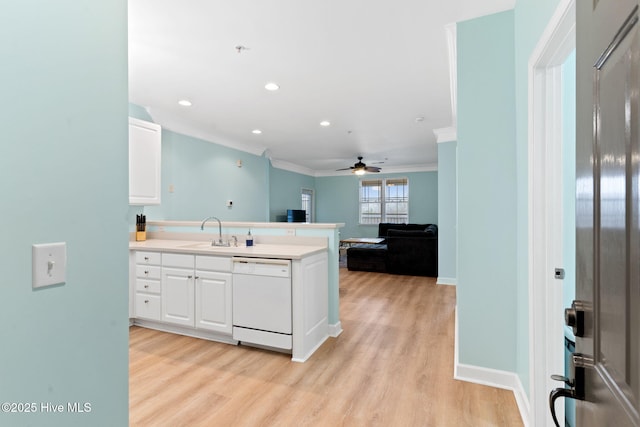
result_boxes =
[136,231,146,241]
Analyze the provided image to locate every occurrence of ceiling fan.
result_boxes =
[336,156,382,174]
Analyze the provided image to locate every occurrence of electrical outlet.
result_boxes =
[286,229,295,236]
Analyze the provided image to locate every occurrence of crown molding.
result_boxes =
[146,108,267,157]
[145,107,440,176]
[270,160,438,177]
[269,158,317,176]
[313,163,438,177]
[434,126,457,143]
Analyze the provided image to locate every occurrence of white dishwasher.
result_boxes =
[232,257,292,350]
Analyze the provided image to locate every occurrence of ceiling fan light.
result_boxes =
[354,169,366,175]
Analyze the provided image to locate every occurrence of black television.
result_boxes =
[287,209,306,222]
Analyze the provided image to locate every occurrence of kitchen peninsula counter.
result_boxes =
[129,239,327,259]
[129,220,344,345]
[128,230,333,362]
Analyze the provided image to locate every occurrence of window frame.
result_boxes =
[358,177,409,225]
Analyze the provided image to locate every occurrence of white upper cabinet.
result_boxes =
[129,117,161,205]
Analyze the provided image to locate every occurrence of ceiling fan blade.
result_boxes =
[336,156,383,172]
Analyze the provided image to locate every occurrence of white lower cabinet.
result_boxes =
[159,253,232,334]
[161,266,195,326]
[130,247,328,361]
[135,294,161,320]
[195,269,232,334]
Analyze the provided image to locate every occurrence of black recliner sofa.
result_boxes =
[346,223,438,277]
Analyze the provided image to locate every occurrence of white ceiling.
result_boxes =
[128,0,514,176]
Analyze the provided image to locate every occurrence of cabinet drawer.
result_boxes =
[162,253,194,269]
[135,251,161,265]
[136,265,161,280]
[136,278,161,294]
[135,293,161,321]
[196,255,232,272]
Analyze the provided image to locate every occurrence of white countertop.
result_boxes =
[148,220,344,230]
[129,239,327,259]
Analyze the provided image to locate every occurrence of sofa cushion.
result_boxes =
[378,223,431,237]
[387,229,432,238]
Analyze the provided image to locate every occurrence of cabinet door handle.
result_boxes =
[195,276,199,280]
[144,256,149,261]
[188,275,193,279]
[144,270,149,275]
[144,284,149,289]
[144,300,149,304]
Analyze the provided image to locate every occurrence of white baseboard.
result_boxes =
[437,276,457,286]
[453,307,530,426]
[328,321,343,337]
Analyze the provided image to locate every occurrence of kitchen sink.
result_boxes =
[178,242,244,250]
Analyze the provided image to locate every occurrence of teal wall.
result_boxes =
[316,172,438,239]
[457,11,517,371]
[269,167,316,222]
[0,1,129,426]
[456,0,566,397]
[315,176,359,240]
[437,141,457,283]
[148,129,270,221]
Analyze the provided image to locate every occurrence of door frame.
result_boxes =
[528,0,575,424]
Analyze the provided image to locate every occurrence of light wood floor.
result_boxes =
[130,269,523,427]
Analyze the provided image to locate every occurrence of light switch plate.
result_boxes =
[32,242,67,289]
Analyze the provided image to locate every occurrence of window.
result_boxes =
[359,178,408,224]
[301,188,314,222]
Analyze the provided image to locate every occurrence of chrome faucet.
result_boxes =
[200,216,230,246]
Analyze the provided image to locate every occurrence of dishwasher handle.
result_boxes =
[232,257,291,277]
[232,257,290,266]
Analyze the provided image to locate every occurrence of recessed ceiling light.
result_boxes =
[178,99,192,107]
[252,129,262,134]
[415,116,425,122]
[265,82,280,91]
[320,121,331,127]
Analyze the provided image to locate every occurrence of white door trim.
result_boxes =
[528,0,575,425]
